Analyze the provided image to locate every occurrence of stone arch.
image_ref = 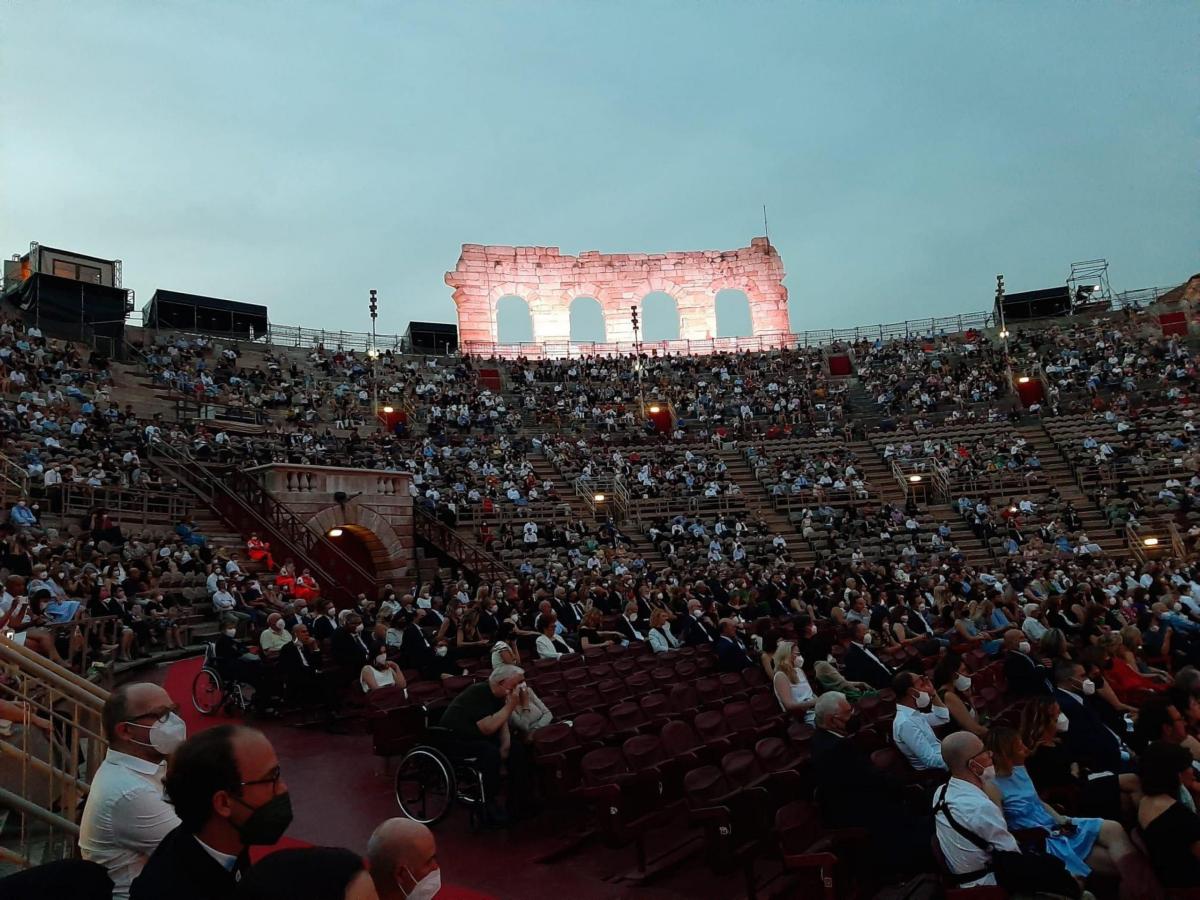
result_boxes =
[496,295,535,343]
[308,503,409,581]
[640,291,681,342]
[568,296,606,343]
[715,289,753,338]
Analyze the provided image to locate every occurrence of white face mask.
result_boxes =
[1018,641,1031,654]
[1081,678,1096,696]
[374,654,389,669]
[1175,603,1184,613]
[955,674,972,692]
[224,628,237,638]
[400,866,441,900]
[128,712,187,755]
[1056,712,1069,733]
[271,620,284,631]
[795,654,804,669]
[355,624,365,634]
[863,633,873,645]
[435,646,448,657]
[978,764,996,782]
[915,691,931,709]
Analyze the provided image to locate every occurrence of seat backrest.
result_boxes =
[580,746,629,786]
[775,799,824,854]
[660,719,702,757]
[721,749,763,788]
[609,701,646,730]
[694,709,728,740]
[571,711,611,743]
[530,721,579,757]
[723,700,755,731]
[683,764,731,806]
[622,733,665,771]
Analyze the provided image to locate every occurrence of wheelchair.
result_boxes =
[191,642,253,716]
[393,726,488,827]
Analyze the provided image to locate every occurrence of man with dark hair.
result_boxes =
[130,725,291,900]
[80,682,185,900]
[1052,659,1127,773]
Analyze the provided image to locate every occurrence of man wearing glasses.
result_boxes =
[131,724,292,900]
[80,682,187,900]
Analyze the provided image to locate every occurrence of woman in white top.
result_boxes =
[490,622,522,669]
[360,653,407,694]
[772,640,816,724]
[509,682,553,737]
[647,608,680,653]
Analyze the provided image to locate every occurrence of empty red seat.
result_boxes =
[668,683,700,716]
[608,701,648,735]
[571,711,611,745]
[695,677,723,706]
[721,749,764,789]
[718,672,747,698]
[566,686,603,713]
[597,678,628,704]
[639,692,670,724]
[580,746,629,785]
[674,660,698,680]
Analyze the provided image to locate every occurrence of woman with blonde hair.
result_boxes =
[772,640,816,723]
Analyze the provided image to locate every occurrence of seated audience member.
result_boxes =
[244,533,275,572]
[534,615,574,659]
[813,657,876,700]
[1052,659,1130,774]
[79,683,185,900]
[1002,628,1049,697]
[892,671,950,772]
[647,607,681,653]
[367,818,440,900]
[259,613,292,657]
[812,692,933,875]
[1137,741,1200,889]
[509,680,553,737]
[361,651,407,694]
[933,651,987,738]
[934,732,1078,896]
[677,600,718,646]
[843,622,895,689]
[332,613,374,673]
[435,664,532,825]
[131,725,292,900]
[489,622,521,668]
[985,726,1135,884]
[1131,694,1189,753]
[577,607,620,650]
[234,846,374,900]
[0,860,113,900]
[771,640,816,723]
[715,618,755,672]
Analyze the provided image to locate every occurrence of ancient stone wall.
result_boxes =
[445,236,789,349]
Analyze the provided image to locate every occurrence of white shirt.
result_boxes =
[79,749,181,899]
[933,777,1019,886]
[648,625,680,653]
[535,633,573,659]
[893,703,950,771]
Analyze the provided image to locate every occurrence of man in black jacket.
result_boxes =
[131,725,292,900]
[811,691,932,876]
[1002,629,1050,697]
[1052,660,1128,774]
[842,622,895,689]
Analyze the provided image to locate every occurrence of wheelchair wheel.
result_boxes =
[394,746,455,825]
[192,667,224,716]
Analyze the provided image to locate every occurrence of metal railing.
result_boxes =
[412,506,508,581]
[0,636,108,869]
[147,442,378,602]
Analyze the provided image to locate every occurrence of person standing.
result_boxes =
[79,682,186,900]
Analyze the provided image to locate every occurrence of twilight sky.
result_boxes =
[1,1,1195,343]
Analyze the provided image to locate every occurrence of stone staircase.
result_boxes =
[717,449,812,566]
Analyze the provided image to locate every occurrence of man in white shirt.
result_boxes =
[933,732,1019,887]
[891,671,951,771]
[80,682,186,899]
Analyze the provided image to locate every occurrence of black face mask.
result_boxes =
[231,792,293,845]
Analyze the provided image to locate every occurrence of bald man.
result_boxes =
[367,818,440,899]
[80,682,186,899]
[932,732,1018,888]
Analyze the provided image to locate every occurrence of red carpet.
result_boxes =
[162,657,495,900]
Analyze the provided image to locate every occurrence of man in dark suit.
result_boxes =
[676,600,719,646]
[1052,660,1126,773]
[614,603,646,643]
[811,691,932,876]
[842,622,895,690]
[331,612,373,673]
[714,619,755,672]
[131,725,292,900]
[1002,629,1050,697]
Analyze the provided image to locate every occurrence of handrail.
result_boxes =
[0,635,109,705]
[412,506,509,581]
[147,441,377,601]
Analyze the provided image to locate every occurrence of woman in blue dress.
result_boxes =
[984,727,1136,883]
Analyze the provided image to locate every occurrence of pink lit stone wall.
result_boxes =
[445,236,790,350]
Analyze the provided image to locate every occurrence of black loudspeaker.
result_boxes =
[998,286,1071,322]
[404,321,458,353]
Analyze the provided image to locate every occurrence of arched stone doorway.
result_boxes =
[308,503,409,586]
[640,291,680,342]
[496,295,534,343]
[715,289,753,338]
[569,296,605,343]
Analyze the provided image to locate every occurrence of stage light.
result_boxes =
[383,405,394,413]
[908,475,922,483]
[649,405,660,414]
[1143,537,1159,547]
[328,528,344,538]
[998,329,1010,339]
[1018,376,1030,384]
[594,493,605,502]
[367,348,380,359]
